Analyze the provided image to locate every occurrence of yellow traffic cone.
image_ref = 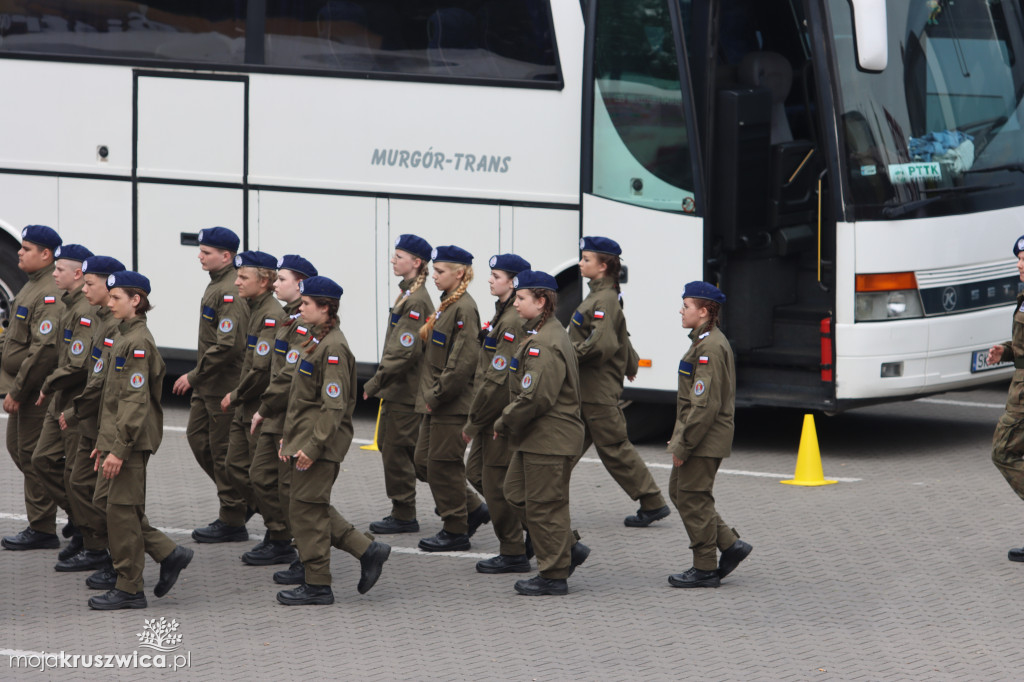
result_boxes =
[781,414,837,486]
[360,401,383,451]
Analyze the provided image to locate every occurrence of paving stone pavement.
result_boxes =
[1,385,1023,680]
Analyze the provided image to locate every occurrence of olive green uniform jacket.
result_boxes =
[495,316,584,456]
[228,290,287,412]
[416,291,480,415]
[62,305,119,436]
[0,263,63,402]
[96,316,166,461]
[41,285,95,413]
[256,305,307,435]
[281,324,357,463]
[997,292,1024,414]
[568,277,631,405]
[186,264,248,398]
[668,325,735,460]
[364,279,435,405]
[464,299,520,438]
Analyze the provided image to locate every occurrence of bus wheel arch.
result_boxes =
[0,221,28,331]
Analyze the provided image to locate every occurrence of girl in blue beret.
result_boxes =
[667,281,751,588]
[414,246,489,552]
[463,254,532,573]
[364,235,436,535]
[569,237,669,526]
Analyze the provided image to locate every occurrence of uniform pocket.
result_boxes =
[107,456,146,505]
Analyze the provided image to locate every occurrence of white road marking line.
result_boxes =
[916,397,1004,409]
[163,424,373,446]
[578,457,861,482]
[390,546,493,560]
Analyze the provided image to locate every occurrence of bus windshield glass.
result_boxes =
[827,0,1024,219]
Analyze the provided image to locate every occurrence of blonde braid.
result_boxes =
[420,265,474,341]
[393,262,429,308]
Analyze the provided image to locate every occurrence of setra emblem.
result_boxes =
[694,379,706,396]
[130,372,145,388]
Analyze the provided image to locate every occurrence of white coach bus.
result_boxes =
[1,0,1023,422]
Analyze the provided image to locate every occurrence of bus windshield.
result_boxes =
[828,0,1024,219]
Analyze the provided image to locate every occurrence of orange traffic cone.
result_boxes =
[781,414,837,486]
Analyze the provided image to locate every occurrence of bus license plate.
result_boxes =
[971,349,1012,373]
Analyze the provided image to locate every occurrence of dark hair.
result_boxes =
[696,300,721,339]
[480,270,517,343]
[528,289,558,331]
[595,252,623,304]
[303,296,340,353]
[119,287,153,314]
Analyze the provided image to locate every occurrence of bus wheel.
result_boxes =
[622,400,675,443]
[0,239,27,332]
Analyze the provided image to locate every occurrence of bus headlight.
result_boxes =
[855,272,925,321]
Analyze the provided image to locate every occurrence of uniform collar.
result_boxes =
[284,299,301,315]
[209,263,236,282]
[688,322,714,341]
[118,315,147,334]
[521,316,543,334]
[62,284,85,306]
[399,277,414,292]
[28,262,56,282]
[588,277,614,293]
[249,289,274,308]
[96,302,113,321]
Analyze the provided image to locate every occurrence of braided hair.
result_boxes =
[420,265,474,341]
[303,296,340,353]
[594,252,623,307]
[281,270,310,327]
[528,289,558,332]
[696,300,721,341]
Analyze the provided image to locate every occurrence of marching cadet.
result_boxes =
[219,250,290,563]
[28,243,93,564]
[414,245,490,552]
[171,227,251,543]
[571,236,670,527]
[1,225,65,551]
[365,234,435,535]
[667,281,751,588]
[275,276,390,605]
[58,256,126,588]
[988,235,1024,562]
[88,271,193,610]
[463,254,533,574]
[247,255,317,573]
[494,270,586,595]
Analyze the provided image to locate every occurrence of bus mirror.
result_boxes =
[849,0,888,71]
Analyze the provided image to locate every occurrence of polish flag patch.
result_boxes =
[44,296,56,304]
[295,326,308,335]
[699,356,709,364]
[457,320,464,329]
[223,295,234,302]
[264,318,276,327]
[79,317,92,327]
[528,347,540,357]
[409,310,421,320]
[503,331,515,342]
[133,349,146,358]
[327,355,339,364]
[103,338,114,347]
[593,310,605,319]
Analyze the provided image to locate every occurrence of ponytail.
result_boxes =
[595,253,623,305]
[393,260,429,308]
[420,265,474,341]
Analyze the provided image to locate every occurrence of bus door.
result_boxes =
[133,72,248,353]
[580,0,704,397]
[696,0,836,407]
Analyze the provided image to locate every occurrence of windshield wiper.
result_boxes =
[920,182,1012,193]
[963,163,1024,175]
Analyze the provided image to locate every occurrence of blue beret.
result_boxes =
[21,225,62,251]
[54,244,94,262]
[431,245,473,265]
[1014,235,1024,257]
[197,226,240,252]
[234,250,277,269]
[682,281,726,304]
[395,234,433,262]
[107,270,151,294]
[81,255,126,277]
[513,270,558,292]
[277,254,318,278]
[299,276,343,300]
[488,254,531,274]
[580,236,621,256]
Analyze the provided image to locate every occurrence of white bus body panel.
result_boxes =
[581,194,703,393]
[835,207,1021,399]
[57,178,133,265]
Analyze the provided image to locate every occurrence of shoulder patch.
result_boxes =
[223,294,234,303]
[79,317,92,327]
[678,360,693,376]
[521,372,533,389]
[571,310,584,327]
[70,339,85,356]
[409,310,421,321]
[39,320,53,335]
[264,318,277,328]
[492,354,508,371]
[431,330,447,347]
[103,337,114,347]
[219,318,234,333]
[93,358,104,373]
[15,306,28,320]
[286,349,300,364]
[694,379,706,396]
[202,305,216,321]
[129,372,145,389]
[503,331,516,343]
[399,332,415,347]
[256,341,271,356]
[593,310,605,319]
[134,349,146,358]
[699,355,709,364]
[44,295,56,304]
[327,355,339,364]
[325,382,341,398]
[298,359,315,376]
[528,347,540,357]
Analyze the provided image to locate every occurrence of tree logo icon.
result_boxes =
[136,617,184,652]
